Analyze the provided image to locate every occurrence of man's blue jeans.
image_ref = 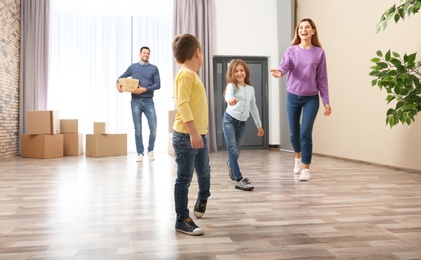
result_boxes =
[222,112,246,181]
[172,131,211,222]
[131,97,157,155]
[286,92,319,165]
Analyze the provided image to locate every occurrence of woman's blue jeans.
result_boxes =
[131,97,157,155]
[172,131,211,222]
[286,92,319,165]
[222,112,246,181]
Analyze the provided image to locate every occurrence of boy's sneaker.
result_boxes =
[299,169,311,181]
[136,154,144,162]
[175,217,203,236]
[227,161,234,180]
[147,151,155,161]
[194,198,207,218]
[235,178,254,191]
[293,157,302,174]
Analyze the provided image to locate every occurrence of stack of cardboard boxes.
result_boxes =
[85,122,127,157]
[21,110,64,158]
[61,119,83,156]
[21,111,127,158]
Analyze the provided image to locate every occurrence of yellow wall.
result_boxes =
[297,0,421,170]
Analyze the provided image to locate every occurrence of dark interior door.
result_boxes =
[214,56,268,150]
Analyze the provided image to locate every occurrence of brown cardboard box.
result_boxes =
[63,133,83,156]
[118,78,139,92]
[94,122,107,134]
[168,110,177,133]
[60,119,79,134]
[86,134,127,157]
[168,133,175,156]
[21,134,64,158]
[27,110,60,135]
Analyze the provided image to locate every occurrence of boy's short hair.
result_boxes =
[172,33,201,64]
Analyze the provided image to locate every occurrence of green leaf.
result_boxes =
[392,52,401,58]
[394,13,401,22]
[376,50,383,57]
[371,57,381,62]
[387,70,397,76]
[386,95,396,103]
[404,104,415,110]
[377,80,383,89]
[369,71,380,77]
[390,58,402,66]
[405,78,413,86]
[371,79,378,86]
[377,62,389,68]
[370,65,382,71]
[385,50,391,61]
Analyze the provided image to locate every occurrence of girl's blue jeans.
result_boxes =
[222,112,246,181]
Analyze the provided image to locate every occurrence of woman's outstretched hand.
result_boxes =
[270,69,282,78]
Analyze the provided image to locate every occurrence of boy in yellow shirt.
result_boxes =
[171,33,211,236]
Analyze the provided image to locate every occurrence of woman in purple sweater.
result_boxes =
[271,18,332,181]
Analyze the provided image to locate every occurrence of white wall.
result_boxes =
[212,0,282,146]
[296,0,421,171]
[213,0,421,171]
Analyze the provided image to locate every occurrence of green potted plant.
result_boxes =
[369,0,421,127]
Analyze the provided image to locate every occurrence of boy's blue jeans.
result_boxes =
[286,92,319,165]
[222,112,246,181]
[172,131,211,222]
[131,97,157,155]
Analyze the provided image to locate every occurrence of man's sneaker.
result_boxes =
[136,154,144,162]
[194,198,207,218]
[235,178,254,191]
[175,217,203,236]
[293,157,302,174]
[147,151,155,161]
[227,161,234,180]
[299,169,311,181]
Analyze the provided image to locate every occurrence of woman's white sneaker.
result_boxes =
[293,158,302,174]
[299,169,311,181]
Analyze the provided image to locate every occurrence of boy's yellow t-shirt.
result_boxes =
[173,68,208,135]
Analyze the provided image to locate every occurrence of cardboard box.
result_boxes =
[168,110,177,133]
[118,78,139,92]
[63,133,83,156]
[27,110,60,135]
[94,122,107,134]
[168,133,175,156]
[60,119,79,134]
[86,134,127,157]
[21,134,64,159]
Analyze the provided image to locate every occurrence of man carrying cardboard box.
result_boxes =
[116,46,161,162]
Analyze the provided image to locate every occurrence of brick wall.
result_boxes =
[0,0,20,159]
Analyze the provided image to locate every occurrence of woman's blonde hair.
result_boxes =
[291,18,322,48]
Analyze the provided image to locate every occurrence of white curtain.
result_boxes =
[48,0,174,153]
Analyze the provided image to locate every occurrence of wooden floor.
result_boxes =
[0,150,421,260]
